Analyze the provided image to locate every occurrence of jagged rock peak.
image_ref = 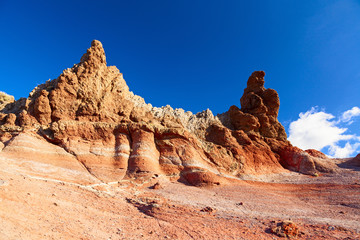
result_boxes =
[228,70,287,141]
[245,71,266,93]
[79,39,107,67]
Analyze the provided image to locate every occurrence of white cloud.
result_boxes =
[328,142,360,159]
[288,107,360,158]
[340,106,360,123]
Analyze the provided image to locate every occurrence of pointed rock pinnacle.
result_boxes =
[80,40,107,68]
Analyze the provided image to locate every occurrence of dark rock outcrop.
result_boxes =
[229,71,286,141]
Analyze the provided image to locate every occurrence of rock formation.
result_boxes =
[0,40,336,186]
[342,153,360,167]
[0,91,14,109]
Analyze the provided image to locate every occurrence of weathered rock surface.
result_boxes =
[0,40,336,185]
[1,132,97,184]
[0,91,14,111]
[233,71,286,141]
[343,153,360,167]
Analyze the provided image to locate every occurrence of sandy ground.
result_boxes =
[0,154,359,239]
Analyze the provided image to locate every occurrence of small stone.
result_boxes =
[271,220,299,238]
[328,226,335,231]
[200,206,216,213]
[152,182,162,190]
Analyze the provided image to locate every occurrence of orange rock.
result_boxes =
[343,153,360,167]
[128,129,161,174]
[306,149,328,159]
[271,220,299,238]
[238,71,286,141]
[33,90,52,124]
[5,113,16,126]
[279,145,336,175]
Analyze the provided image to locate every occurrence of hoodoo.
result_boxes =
[0,40,336,185]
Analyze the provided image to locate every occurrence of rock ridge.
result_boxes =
[0,40,336,185]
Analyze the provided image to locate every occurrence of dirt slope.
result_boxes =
[0,150,359,239]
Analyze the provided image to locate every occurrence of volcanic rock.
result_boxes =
[236,71,287,141]
[278,145,336,175]
[32,90,52,124]
[306,149,328,159]
[0,40,336,185]
[1,132,97,184]
[0,91,14,110]
[343,153,360,167]
[271,220,299,238]
[4,113,16,126]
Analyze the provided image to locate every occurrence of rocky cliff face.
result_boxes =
[0,40,336,185]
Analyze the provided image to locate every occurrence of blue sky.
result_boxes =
[1,0,360,157]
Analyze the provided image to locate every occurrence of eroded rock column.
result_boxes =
[128,129,161,174]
